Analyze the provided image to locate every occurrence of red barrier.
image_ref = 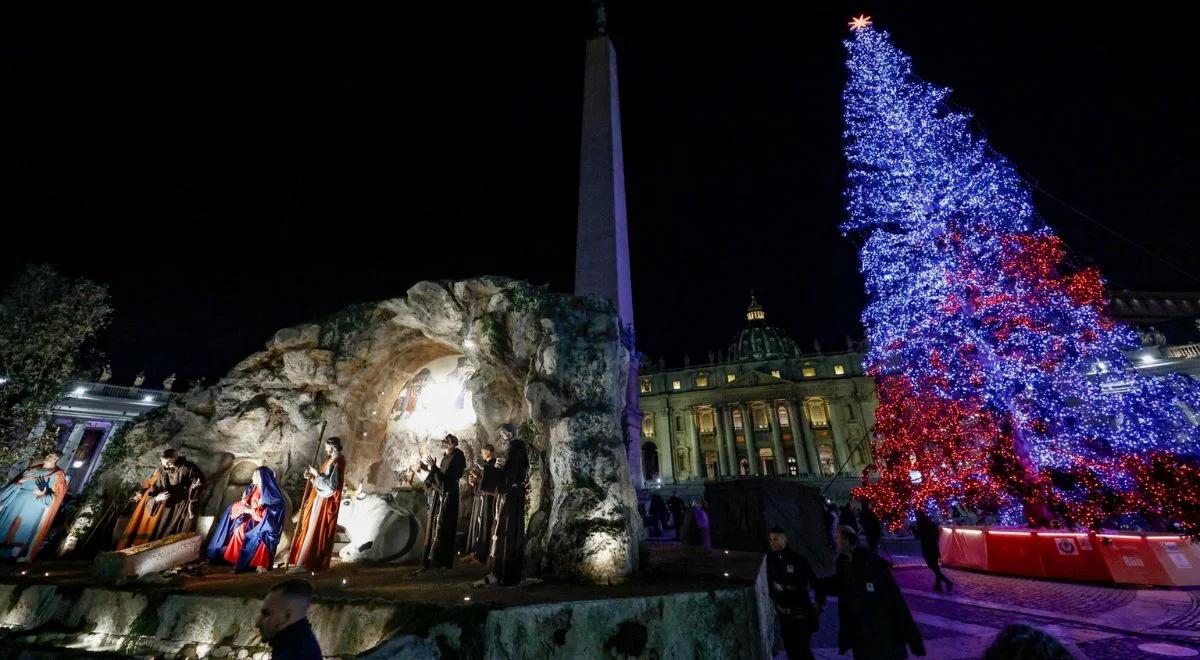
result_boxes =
[938,526,1200,587]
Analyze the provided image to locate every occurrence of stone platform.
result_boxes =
[0,543,771,659]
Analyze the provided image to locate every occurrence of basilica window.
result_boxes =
[732,408,744,431]
[675,416,683,432]
[672,380,682,391]
[777,405,790,427]
[752,405,769,430]
[739,458,750,476]
[641,412,655,438]
[818,444,835,476]
[705,451,719,478]
[786,456,799,477]
[640,378,653,394]
[726,373,736,383]
[696,373,710,388]
[834,364,846,375]
[806,398,830,428]
[642,442,660,482]
[675,447,692,480]
[698,409,715,433]
[801,365,817,378]
[770,370,781,378]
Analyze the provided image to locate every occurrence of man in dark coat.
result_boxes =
[766,527,823,660]
[463,443,497,563]
[648,494,668,537]
[914,510,952,592]
[471,423,529,587]
[257,579,322,660]
[415,434,466,573]
[831,525,925,659]
[859,498,883,552]
[666,491,686,539]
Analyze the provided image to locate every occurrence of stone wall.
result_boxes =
[0,576,772,659]
[63,277,641,583]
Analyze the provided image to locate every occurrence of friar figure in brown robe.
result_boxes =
[413,434,466,574]
[463,443,497,563]
[117,448,205,549]
[471,423,529,587]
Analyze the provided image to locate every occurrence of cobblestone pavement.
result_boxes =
[777,540,1200,659]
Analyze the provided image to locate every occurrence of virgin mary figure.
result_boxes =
[205,467,286,573]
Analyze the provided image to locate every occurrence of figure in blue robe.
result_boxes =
[205,467,286,573]
[0,451,68,562]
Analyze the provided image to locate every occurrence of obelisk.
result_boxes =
[574,1,642,489]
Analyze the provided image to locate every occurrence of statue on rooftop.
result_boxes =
[162,374,176,391]
[132,371,145,387]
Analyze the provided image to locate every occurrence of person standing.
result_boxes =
[117,448,205,549]
[206,467,286,574]
[0,450,67,561]
[464,443,497,563]
[257,579,322,659]
[765,527,822,660]
[666,491,686,539]
[288,437,345,574]
[415,434,466,573]
[471,423,529,586]
[838,502,860,536]
[914,510,952,592]
[648,494,668,537]
[831,525,925,659]
[859,498,883,552]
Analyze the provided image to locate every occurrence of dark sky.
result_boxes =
[3,2,1198,388]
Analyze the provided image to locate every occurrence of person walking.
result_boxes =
[765,527,823,660]
[256,579,322,659]
[831,525,925,659]
[859,498,883,552]
[914,510,953,592]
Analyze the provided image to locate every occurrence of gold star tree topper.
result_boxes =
[849,15,873,31]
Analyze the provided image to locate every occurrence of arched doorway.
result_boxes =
[759,447,775,476]
[642,442,660,482]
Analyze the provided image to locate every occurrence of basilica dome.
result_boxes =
[727,295,801,362]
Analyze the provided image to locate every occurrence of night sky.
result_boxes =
[3,2,1197,389]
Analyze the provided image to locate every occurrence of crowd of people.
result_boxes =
[766,498,1075,660]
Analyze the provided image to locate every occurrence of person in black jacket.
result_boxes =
[257,579,322,660]
[859,498,883,552]
[766,527,823,660]
[831,525,925,659]
[914,510,952,592]
[666,492,686,539]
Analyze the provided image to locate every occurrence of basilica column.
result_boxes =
[788,399,819,476]
[738,402,759,475]
[712,406,731,476]
[720,404,739,475]
[654,408,675,484]
[684,406,704,480]
[827,397,853,476]
[766,402,787,475]
[56,422,87,472]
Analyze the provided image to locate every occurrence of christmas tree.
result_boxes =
[843,17,1200,533]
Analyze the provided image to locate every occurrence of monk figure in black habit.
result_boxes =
[413,434,466,574]
[463,443,497,564]
[471,423,529,587]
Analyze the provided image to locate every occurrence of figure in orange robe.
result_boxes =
[0,450,68,562]
[288,436,345,573]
